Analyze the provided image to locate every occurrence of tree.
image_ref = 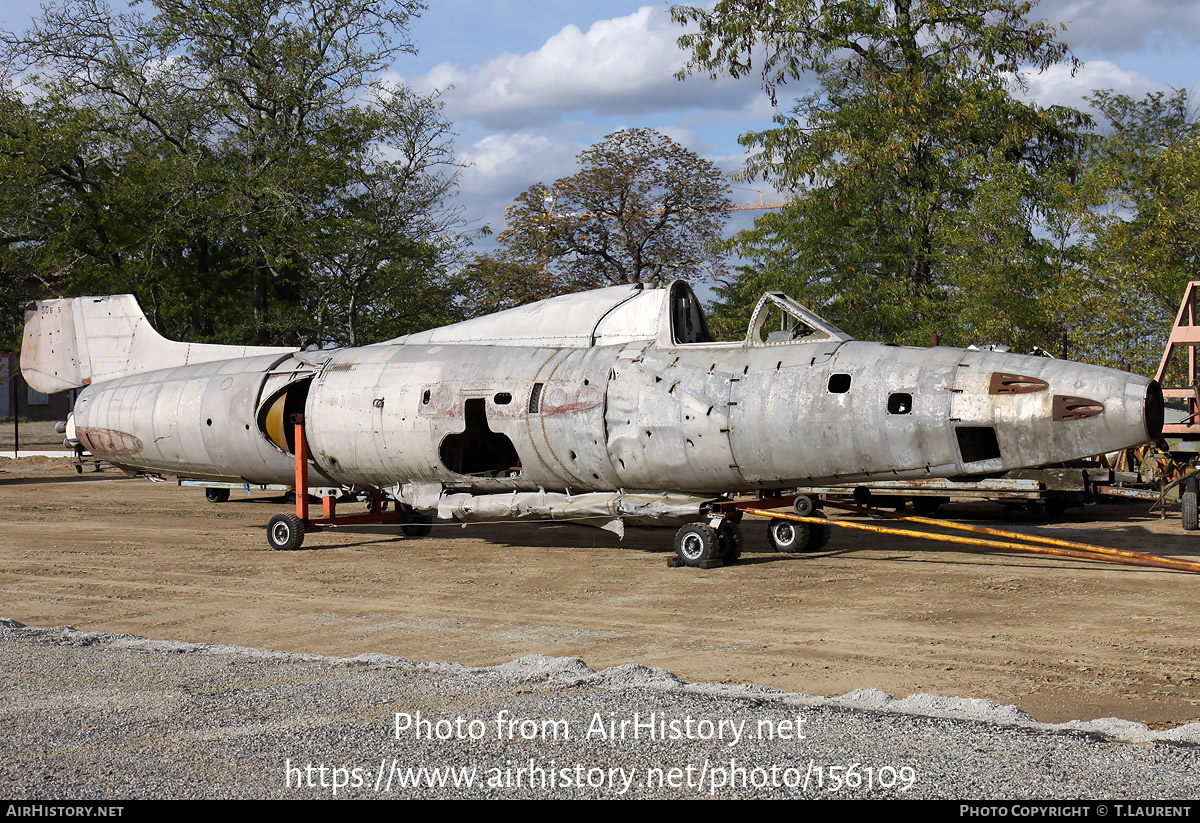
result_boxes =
[457,253,555,317]
[1068,89,1200,374]
[672,0,1088,350]
[486,128,732,308]
[302,87,467,346]
[0,0,464,348]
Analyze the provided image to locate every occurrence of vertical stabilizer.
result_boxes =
[21,295,296,394]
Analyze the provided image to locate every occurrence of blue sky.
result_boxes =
[4,1,1199,251]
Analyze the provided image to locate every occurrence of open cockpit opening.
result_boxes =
[670,282,714,344]
[439,398,522,477]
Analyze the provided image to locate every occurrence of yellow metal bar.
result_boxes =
[741,508,1200,575]
[819,499,1199,568]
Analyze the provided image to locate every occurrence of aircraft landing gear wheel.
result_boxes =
[205,487,230,503]
[267,513,305,551]
[716,520,742,563]
[768,518,811,553]
[401,512,433,537]
[675,523,718,567]
[808,519,832,551]
[1182,480,1198,531]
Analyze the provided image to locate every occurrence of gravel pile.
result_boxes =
[3,617,1198,799]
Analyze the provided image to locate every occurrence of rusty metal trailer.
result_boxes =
[759,466,1157,523]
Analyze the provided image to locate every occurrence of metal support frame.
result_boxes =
[1155,279,1200,437]
[711,477,1059,519]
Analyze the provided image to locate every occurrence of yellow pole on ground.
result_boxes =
[741,508,1200,575]
[820,499,1200,568]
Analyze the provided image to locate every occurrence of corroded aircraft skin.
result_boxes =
[22,283,1163,555]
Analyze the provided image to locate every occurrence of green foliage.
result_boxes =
[481,128,732,311]
[0,0,463,348]
[673,0,1087,350]
[1070,89,1200,375]
[457,254,556,317]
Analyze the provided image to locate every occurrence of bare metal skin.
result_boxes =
[23,283,1162,524]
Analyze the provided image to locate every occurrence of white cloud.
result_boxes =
[455,129,589,239]
[460,131,580,198]
[1020,59,1164,110]
[412,5,760,130]
[1037,0,1200,52]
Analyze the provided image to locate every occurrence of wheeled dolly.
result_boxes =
[265,414,428,550]
[670,493,834,568]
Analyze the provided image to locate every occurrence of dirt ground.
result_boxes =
[2,455,1198,727]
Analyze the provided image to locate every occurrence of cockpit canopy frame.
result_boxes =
[744,292,852,346]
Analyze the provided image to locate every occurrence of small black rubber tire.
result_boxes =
[768,518,811,553]
[267,513,305,551]
[792,495,815,516]
[675,523,718,567]
[401,513,433,538]
[1183,488,1199,531]
[716,521,742,563]
[206,487,231,503]
[808,520,832,552]
[912,497,941,516]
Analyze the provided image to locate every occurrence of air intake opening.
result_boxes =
[956,426,1001,463]
[258,378,313,454]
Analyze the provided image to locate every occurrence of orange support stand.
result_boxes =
[289,413,410,533]
[294,414,309,522]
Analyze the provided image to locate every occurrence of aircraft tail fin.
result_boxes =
[21,295,296,394]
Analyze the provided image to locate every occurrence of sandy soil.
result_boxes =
[2,456,1198,727]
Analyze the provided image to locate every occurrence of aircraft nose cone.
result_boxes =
[1052,365,1162,457]
[1144,380,1164,440]
[972,352,1162,467]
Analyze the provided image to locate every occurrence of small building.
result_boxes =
[1,352,75,421]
